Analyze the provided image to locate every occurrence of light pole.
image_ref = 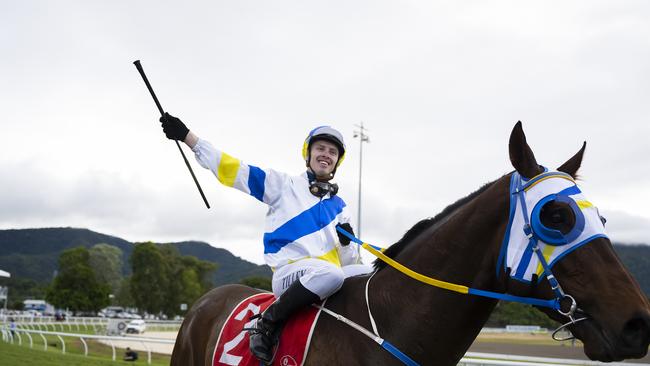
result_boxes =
[353,122,369,238]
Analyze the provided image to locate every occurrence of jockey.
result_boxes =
[160,113,371,364]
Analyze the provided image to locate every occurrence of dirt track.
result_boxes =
[469,333,650,364]
[107,331,650,364]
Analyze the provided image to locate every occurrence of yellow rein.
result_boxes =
[361,242,469,294]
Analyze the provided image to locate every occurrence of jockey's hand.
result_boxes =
[336,223,354,246]
[160,112,189,141]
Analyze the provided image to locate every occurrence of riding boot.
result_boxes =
[248,281,320,364]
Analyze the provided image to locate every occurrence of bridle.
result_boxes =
[506,170,608,340]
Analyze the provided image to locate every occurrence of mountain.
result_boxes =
[0,228,648,296]
[614,244,650,296]
[174,241,271,285]
[0,228,271,286]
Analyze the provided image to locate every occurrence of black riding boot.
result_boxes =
[248,281,320,364]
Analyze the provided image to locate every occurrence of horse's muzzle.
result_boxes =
[576,311,650,362]
[616,313,650,359]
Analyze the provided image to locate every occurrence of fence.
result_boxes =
[2,326,174,365]
[0,315,182,333]
[3,324,649,365]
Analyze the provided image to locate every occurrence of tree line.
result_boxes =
[44,242,218,317]
[5,241,568,327]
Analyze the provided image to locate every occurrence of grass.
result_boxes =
[1,336,171,366]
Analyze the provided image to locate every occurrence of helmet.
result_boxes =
[302,126,346,168]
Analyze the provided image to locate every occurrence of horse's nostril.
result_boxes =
[621,315,650,350]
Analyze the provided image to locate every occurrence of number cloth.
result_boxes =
[213,293,322,366]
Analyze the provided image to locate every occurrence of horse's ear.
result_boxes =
[509,121,542,179]
[557,141,586,178]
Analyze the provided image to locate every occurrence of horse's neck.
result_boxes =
[371,179,509,363]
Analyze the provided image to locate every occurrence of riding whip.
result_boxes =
[133,60,210,209]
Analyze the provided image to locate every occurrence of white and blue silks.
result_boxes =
[191,138,360,270]
[497,170,609,283]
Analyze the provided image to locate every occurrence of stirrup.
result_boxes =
[245,314,279,365]
[242,314,272,336]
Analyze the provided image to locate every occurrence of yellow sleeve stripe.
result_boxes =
[362,243,469,294]
[217,153,241,187]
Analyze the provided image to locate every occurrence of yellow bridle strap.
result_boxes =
[523,174,575,192]
[361,242,469,294]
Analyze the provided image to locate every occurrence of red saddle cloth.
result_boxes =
[212,293,323,366]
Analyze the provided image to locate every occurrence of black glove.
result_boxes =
[159,112,189,141]
[336,223,354,246]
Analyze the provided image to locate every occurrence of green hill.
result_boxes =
[0,228,648,296]
[613,244,650,296]
[0,227,271,286]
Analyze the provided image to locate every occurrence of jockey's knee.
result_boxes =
[301,264,344,299]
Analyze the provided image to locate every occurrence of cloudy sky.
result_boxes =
[2,1,648,265]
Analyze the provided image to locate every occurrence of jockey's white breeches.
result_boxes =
[272,259,372,299]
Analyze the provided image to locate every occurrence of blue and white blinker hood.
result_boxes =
[498,170,609,283]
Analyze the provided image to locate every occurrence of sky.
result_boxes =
[1,1,649,265]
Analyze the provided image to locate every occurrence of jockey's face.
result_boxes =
[309,140,339,179]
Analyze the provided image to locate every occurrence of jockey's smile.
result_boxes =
[309,140,339,179]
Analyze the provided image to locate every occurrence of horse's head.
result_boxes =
[504,121,650,361]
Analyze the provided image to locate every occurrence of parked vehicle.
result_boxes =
[125,319,146,334]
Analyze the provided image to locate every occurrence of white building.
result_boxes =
[24,299,55,315]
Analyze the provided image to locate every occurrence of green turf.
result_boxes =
[0,338,171,365]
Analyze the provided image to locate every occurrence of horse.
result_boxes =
[171,122,650,365]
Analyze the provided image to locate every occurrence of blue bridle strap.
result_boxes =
[512,173,569,301]
[467,288,559,309]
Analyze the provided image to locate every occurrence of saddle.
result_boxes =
[212,293,323,366]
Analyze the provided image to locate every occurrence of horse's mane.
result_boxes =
[373,178,501,271]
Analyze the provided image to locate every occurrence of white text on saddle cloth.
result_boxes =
[219,303,261,365]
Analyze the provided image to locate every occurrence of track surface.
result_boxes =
[469,340,650,364]
[108,331,650,364]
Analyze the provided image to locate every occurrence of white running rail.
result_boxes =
[2,326,174,365]
[3,326,649,366]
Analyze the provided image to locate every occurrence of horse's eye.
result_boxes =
[540,201,576,234]
[551,212,563,223]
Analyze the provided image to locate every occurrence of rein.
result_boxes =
[337,227,565,311]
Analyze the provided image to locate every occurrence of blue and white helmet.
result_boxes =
[302,126,346,168]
